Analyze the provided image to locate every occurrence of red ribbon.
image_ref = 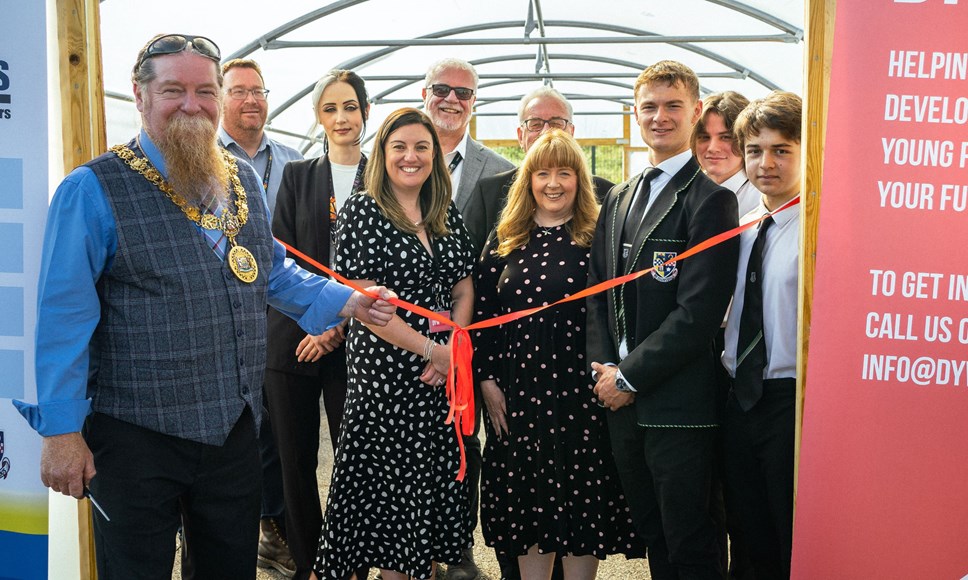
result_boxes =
[277,195,800,481]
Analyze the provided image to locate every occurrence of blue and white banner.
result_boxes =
[0,2,51,579]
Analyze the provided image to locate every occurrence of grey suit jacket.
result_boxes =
[454,137,515,215]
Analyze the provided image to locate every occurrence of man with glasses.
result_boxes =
[421,58,514,218]
[464,86,615,258]
[219,58,303,215]
[219,57,302,578]
[420,57,513,580]
[14,34,395,579]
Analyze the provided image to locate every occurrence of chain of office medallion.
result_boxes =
[110,144,249,234]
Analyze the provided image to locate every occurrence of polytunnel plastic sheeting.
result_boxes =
[98,0,804,156]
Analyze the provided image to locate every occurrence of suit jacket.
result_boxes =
[464,168,614,259]
[266,155,351,375]
[586,156,739,426]
[453,137,515,217]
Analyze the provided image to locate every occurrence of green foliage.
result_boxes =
[491,145,624,185]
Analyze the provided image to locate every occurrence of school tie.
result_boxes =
[619,167,661,269]
[616,167,661,346]
[734,215,775,411]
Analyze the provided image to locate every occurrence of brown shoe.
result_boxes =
[257,517,296,577]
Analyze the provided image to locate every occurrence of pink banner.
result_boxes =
[793,2,968,578]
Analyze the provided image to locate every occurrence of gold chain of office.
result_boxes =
[109,144,260,283]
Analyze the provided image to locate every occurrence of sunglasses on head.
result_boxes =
[137,34,221,70]
[428,84,475,101]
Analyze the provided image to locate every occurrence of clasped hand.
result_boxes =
[590,362,635,411]
[420,339,450,387]
[296,320,347,362]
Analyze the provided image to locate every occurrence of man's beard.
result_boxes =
[428,107,467,134]
[155,114,229,205]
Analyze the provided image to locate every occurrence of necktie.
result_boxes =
[616,167,661,346]
[200,192,226,259]
[734,215,775,411]
[620,167,661,266]
[448,151,463,174]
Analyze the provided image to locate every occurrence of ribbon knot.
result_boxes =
[275,195,800,482]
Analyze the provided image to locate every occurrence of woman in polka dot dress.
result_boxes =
[314,108,474,580]
[474,130,644,579]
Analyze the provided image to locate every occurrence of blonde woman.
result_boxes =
[474,130,643,580]
[315,108,474,580]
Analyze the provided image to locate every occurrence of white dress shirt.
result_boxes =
[721,169,762,219]
[722,197,801,379]
[446,132,470,193]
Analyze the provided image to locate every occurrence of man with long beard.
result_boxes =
[13,34,396,579]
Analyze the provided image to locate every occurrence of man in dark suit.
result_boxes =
[587,60,740,579]
[464,86,614,259]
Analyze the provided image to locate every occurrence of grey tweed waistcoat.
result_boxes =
[86,139,274,445]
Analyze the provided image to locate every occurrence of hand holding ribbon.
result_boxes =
[277,196,800,481]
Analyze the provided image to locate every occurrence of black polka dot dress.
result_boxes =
[473,223,645,561]
[315,193,474,579]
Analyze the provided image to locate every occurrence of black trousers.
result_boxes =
[607,406,721,580]
[264,353,351,580]
[723,379,795,580]
[259,389,286,525]
[85,409,261,580]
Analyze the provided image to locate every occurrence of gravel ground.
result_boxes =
[174,402,650,579]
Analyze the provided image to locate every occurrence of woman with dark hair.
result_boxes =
[264,69,370,580]
[314,108,475,580]
[474,130,643,580]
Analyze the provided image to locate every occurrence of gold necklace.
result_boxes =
[110,143,259,283]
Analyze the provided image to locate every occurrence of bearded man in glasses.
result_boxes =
[421,58,514,218]
[14,33,395,579]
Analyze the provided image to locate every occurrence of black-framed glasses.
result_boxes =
[138,34,221,69]
[428,84,475,100]
[226,88,270,101]
[522,117,571,132]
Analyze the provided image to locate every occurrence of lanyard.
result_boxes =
[218,137,272,193]
[327,155,367,225]
[447,152,463,174]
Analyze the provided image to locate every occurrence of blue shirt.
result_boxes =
[217,127,304,214]
[13,130,353,437]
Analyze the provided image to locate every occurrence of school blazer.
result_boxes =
[586,156,739,426]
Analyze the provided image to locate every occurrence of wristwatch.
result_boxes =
[615,376,634,393]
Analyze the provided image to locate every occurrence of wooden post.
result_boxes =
[622,105,631,182]
[55,0,105,578]
[797,0,836,501]
[57,0,106,171]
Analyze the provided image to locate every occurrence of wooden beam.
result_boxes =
[797,0,835,502]
[55,0,105,578]
[57,0,106,172]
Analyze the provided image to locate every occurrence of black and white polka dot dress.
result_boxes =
[314,193,474,579]
[473,223,645,561]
